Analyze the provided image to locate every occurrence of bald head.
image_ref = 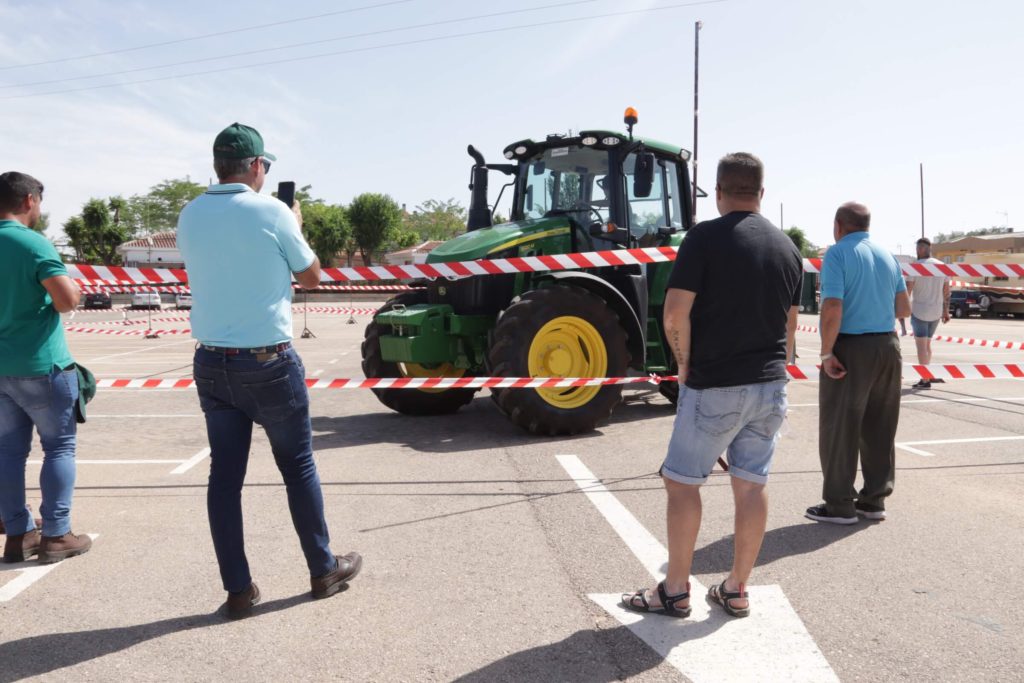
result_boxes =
[835,202,870,233]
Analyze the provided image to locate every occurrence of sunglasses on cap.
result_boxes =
[253,157,271,173]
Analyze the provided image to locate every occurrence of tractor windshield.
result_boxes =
[521,147,610,223]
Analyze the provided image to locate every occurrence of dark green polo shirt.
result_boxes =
[0,219,73,376]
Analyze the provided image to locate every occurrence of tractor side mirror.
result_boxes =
[525,185,534,211]
[633,153,655,198]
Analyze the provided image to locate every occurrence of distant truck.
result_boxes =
[977,285,1024,318]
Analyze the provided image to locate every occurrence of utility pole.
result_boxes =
[919,162,925,239]
[780,203,784,230]
[691,20,702,223]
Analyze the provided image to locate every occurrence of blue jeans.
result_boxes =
[0,368,79,537]
[663,380,788,486]
[193,346,335,593]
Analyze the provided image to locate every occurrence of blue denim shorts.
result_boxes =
[910,316,939,338]
[662,380,788,486]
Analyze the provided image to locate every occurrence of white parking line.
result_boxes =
[170,447,210,475]
[312,369,324,377]
[896,435,1024,457]
[88,414,201,418]
[0,534,100,602]
[555,454,837,683]
[86,339,195,363]
[28,459,185,465]
[329,358,339,365]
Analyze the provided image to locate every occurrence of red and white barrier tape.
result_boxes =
[795,324,1024,351]
[78,282,411,293]
[94,364,1024,389]
[63,326,192,336]
[65,251,1024,286]
[950,280,1024,293]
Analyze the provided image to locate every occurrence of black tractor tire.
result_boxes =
[488,285,630,436]
[952,305,965,319]
[361,290,478,416]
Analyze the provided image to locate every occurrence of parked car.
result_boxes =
[83,292,112,309]
[175,293,192,310]
[948,290,980,319]
[129,292,162,310]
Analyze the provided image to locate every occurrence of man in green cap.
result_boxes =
[0,171,93,565]
[178,123,361,619]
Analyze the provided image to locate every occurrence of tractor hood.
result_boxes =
[426,217,571,263]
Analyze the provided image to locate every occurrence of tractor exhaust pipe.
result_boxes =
[466,145,492,231]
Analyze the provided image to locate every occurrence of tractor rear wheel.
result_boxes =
[361,290,478,415]
[488,285,630,435]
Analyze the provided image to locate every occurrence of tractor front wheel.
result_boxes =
[361,290,478,415]
[488,285,630,435]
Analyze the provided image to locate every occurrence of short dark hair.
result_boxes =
[213,156,255,182]
[916,237,931,245]
[0,171,44,213]
[835,202,871,231]
[716,153,763,197]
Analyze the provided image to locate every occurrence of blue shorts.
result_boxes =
[662,380,788,486]
[911,316,939,338]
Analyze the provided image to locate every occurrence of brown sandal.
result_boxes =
[708,580,750,618]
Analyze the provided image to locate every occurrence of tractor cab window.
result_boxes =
[521,147,610,224]
[624,153,683,236]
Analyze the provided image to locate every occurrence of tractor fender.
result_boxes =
[538,271,645,369]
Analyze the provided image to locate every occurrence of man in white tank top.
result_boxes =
[906,237,950,389]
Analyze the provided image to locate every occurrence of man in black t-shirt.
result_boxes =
[622,153,802,619]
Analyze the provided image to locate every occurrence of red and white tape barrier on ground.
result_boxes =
[95,364,1024,389]
[795,324,1024,351]
[66,308,375,327]
[79,283,411,293]
[66,251,1024,286]
[63,326,192,336]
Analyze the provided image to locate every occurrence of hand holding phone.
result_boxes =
[277,181,296,208]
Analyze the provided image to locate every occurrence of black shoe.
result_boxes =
[311,552,362,599]
[224,583,261,620]
[804,504,858,525]
[912,379,931,389]
[931,377,945,384]
[855,502,887,520]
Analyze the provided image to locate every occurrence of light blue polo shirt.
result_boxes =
[177,183,315,347]
[820,231,907,334]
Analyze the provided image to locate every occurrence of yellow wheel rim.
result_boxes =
[528,316,607,409]
[398,362,465,393]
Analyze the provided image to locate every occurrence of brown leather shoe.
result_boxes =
[37,532,92,565]
[3,530,41,563]
[224,583,261,620]
[311,552,362,599]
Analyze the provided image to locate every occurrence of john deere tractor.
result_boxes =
[362,109,693,435]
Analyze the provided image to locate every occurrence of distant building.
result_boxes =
[931,232,1023,285]
[384,240,444,266]
[117,232,183,268]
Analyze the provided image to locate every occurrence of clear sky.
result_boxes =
[2,0,1021,256]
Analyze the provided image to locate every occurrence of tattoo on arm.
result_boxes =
[671,329,689,374]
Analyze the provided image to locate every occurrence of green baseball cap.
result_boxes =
[212,122,277,161]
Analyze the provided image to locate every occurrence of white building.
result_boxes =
[116,232,183,268]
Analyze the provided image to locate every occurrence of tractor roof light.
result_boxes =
[581,136,598,146]
[602,136,622,146]
[514,145,528,156]
[624,106,639,141]
[504,150,515,159]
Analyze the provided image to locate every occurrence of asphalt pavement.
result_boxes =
[1,307,1022,682]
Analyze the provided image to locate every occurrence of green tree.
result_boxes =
[784,226,819,258]
[402,198,466,241]
[63,198,131,264]
[301,202,349,267]
[934,226,1013,243]
[120,178,205,234]
[348,193,401,266]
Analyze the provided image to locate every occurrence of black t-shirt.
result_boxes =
[666,211,803,389]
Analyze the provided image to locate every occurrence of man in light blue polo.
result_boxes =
[177,123,361,619]
[806,202,911,525]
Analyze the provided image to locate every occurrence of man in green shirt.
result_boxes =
[0,171,92,565]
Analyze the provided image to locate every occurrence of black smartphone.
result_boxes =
[277,181,296,208]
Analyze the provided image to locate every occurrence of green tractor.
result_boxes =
[362,110,694,435]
